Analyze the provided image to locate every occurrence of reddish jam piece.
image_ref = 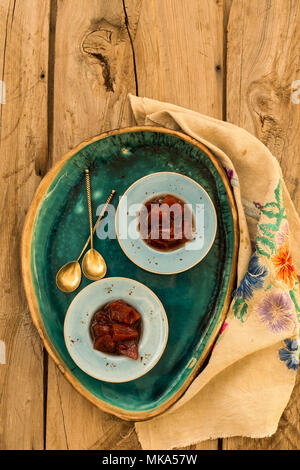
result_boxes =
[90,300,141,360]
[94,335,116,354]
[110,300,140,325]
[140,193,194,251]
[118,340,138,360]
[112,323,138,342]
[94,312,111,325]
[161,195,179,207]
[92,323,111,338]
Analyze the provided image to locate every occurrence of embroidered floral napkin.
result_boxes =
[129,94,300,450]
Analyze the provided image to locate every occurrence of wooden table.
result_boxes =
[1,0,299,450]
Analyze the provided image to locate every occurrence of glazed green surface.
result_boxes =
[30,130,235,413]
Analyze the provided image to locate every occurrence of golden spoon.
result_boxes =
[82,169,108,281]
[56,187,116,292]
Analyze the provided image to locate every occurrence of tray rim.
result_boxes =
[21,125,239,421]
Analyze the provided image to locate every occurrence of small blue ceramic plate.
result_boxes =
[64,277,168,383]
[115,172,217,275]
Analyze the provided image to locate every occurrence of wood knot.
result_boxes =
[82,20,126,93]
[247,72,292,152]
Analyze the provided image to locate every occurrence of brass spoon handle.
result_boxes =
[85,169,93,250]
[76,188,116,262]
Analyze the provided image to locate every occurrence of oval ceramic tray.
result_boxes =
[22,127,238,421]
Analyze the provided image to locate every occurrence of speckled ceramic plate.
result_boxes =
[115,172,217,274]
[64,277,168,383]
[22,126,238,421]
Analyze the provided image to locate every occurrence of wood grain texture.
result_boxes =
[134,0,224,117]
[1,0,298,450]
[226,0,300,212]
[50,0,140,159]
[0,0,50,449]
[47,358,140,450]
[46,0,142,450]
[224,0,300,450]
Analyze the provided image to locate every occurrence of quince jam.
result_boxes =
[90,300,141,360]
[139,194,194,251]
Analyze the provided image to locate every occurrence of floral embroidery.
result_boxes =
[225,167,239,187]
[279,339,299,371]
[290,287,300,324]
[271,241,298,289]
[256,181,286,258]
[232,254,268,323]
[226,168,234,181]
[232,180,299,326]
[212,321,228,351]
[253,201,263,212]
[275,220,289,247]
[234,253,268,301]
[242,198,261,220]
[220,321,229,334]
[257,292,294,333]
[232,298,248,322]
[231,177,300,375]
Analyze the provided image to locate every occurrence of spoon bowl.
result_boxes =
[56,261,81,293]
[82,169,108,281]
[82,248,107,281]
[55,188,115,293]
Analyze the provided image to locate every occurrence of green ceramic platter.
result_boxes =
[22,127,238,421]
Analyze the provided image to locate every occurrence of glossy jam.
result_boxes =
[139,194,194,251]
[90,300,141,360]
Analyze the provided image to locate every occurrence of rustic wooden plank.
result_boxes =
[0,0,50,449]
[50,0,141,160]
[132,0,225,450]
[224,0,300,450]
[47,360,141,450]
[45,0,142,450]
[224,0,233,22]
[134,0,224,118]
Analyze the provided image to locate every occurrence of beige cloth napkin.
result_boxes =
[129,94,300,450]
